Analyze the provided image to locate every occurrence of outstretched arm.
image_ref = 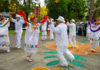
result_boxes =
[9,18,16,23]
[49,22,60,34]
[25,21,29,27]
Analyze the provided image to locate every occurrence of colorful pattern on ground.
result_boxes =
[44,41,100,55]
[32,67,64,70]
[43,52,87,70]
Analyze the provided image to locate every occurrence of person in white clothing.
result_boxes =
[48,18,54,40]
[41,15,48,40]
[50,16,75,66]
[0,13,10,52]
[24,17,44,62]
[68,19,77,48]
[10,15,25,48]
[89,21,100,52]
[86,23,91,39]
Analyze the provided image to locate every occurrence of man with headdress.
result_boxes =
[10,14,25,48]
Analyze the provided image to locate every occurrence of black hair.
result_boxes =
[30,17,37,21]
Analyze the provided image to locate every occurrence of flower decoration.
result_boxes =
[17,10,27,21]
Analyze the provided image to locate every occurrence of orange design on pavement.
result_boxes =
[44,41,100,55]
[32,67,63,70]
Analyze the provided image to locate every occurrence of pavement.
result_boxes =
[0,34,100,70]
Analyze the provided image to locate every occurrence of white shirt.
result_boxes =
[69,22,76,36]
[50,23,68,47]
[12,18,25,32]
[41,21,47,31]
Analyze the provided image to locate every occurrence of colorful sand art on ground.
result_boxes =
[44,41,100,55]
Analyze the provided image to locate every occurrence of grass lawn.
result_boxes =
[9,30,49,36]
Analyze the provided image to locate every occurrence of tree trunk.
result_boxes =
[90,0,94,20]
[24,0,26,6]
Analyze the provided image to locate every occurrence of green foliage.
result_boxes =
[0,0,9,12]
[94,0,100,8]
[47,0,87,21]
[19,5,34,14]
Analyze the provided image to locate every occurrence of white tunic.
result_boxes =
[90,24,100,40]
[50,23,68,47]
[12,18,24,32]
[69,23,76,36]
[0,18,10,50]
[24,23,40,54]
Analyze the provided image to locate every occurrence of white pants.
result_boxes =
[57,45,74,65]
[69,35,76,47]
[50,30,54,40]
[16,30,22,47]
[42,30,47,40]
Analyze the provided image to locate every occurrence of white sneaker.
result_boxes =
[15,45,18,48]
[71,59,75,62]
[26,57,32,62]
[17,46,21,48]
[61,63,68,67]
[90,48,96,52]
[7,49,10,53]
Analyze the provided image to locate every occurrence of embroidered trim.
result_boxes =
[90,38,99,42]
[0,44,10,48]
[42,35,47,37]
[0,19,9,27]
[0,35,8,37]
[24,44,37,48]
[31,23,39,30]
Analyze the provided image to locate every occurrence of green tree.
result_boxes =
[47,0,86,21]
[94,0,100,8]
[0,0,9,12]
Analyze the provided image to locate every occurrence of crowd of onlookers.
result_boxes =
[76,21,89,37]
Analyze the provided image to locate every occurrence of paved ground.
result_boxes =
[0,34,100,70]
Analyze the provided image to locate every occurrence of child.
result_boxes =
[24,17,43,62]
[0,13,10,52]
[10,15,25,48]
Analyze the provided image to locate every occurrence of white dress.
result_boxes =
[89,24,100,48]
[0,18,10,51]
[24,23,40,55]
